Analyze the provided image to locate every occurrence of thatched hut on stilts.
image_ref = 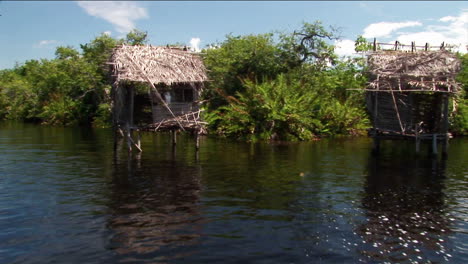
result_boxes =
[364,41,461,156]
[109,44,208,152]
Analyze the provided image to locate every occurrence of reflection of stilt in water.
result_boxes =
[356,152,454,263]
[107,152,204,262]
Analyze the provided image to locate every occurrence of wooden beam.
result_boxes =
[390,87,405,133]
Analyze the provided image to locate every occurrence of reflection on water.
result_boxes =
[358,148,454,263]
[0,122,466,264]
[107,149,203,263]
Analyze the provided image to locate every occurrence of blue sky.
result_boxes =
[0,1,467,69]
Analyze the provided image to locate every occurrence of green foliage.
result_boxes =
[55,46,80,60]
[278,21,340,68]
[125,29,149,45]
[205,74,317,141]
[0,30,150,126]
[202,33,288,108]
[450,99,468,135]
[0,22,373,139]
[0,69,38,120]
[206,69,369,141]
[354,35,373,53]
[80,33,121,78]
[38,97,78,126]
[451,53,468,135]
[203,21,369,140]
[93,103,112,128]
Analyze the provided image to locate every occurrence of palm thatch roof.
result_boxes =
[367,50,461,93]
[368,50,460,78]
[109,44,208,86]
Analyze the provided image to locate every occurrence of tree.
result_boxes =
[125,29,149,45]
[202,33,287,108]
[451,53,468,135]
[279,21,340,69]
[55,46,80,60]
[354,35,373,53]
[80,33,121,76]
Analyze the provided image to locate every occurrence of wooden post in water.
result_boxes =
[113,126,119,153]
[136,129,142,151]
[171,130,177,146]
[126,86,134,152]
[372,92,380,154]
[442,94,449,157]
[126,126,132,152]
[129,86,134,132]
[123,86,143,152]
[415,123,420,153]
[195,132,200,150]
[373,136,380,154]
[432,134,438,156]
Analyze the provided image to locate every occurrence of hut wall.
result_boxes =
[367,92,446,135]
[151,83,201,123]
[152,103,199,123]
[367,92,412,133]
[112,84,134,128]
[412,93,444,133]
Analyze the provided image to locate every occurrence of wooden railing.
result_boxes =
[368,39,459,52]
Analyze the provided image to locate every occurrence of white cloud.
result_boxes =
[39,40,58,46]
[397,10,467,53]
[363,21,422,38]
[77,1,148,33]
[334,39,357,57]
[360,10,467,53]
[34,40,58,48]
[440,16,457,22]
[103,31,112,36]
[189,38,201,52]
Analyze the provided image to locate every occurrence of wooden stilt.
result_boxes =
[136,129,142,150]
[372,137,380,154]
[441,95,449,157]
[415,123,420,153]
[432,134,438,155]
[442,135,449,158]
[113,126,119,153]
[129,86,134,128]
[171,138,177,160]
[172,130,177,146]
[195,132,200,150]
[415,137,420,153]
[126,127,132,152]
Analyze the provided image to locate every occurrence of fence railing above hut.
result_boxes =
[365,39,463,53]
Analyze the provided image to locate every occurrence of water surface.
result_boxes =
[0,122,466,263]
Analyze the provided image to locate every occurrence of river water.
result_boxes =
[0,122,466,264]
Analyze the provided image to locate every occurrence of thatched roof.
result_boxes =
[110,44,208,86]
[368,50,461,78]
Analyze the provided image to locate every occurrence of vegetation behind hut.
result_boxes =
[452,53,468,135]
[0,23,467,139]
[202,22,370,141]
